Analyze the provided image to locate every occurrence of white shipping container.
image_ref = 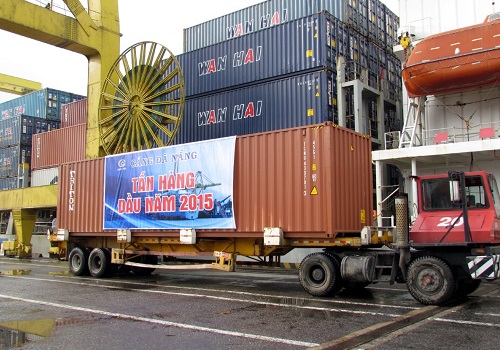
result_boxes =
[31,167,58,187]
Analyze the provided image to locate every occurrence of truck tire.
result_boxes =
[299,252,342,297]
[88,248,111,278]
[406,256,457,305]
[69,247,90,276]
[322,252,344,293]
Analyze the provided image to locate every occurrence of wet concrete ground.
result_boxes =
[0,256,498,349]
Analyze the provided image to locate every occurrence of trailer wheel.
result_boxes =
[88,248,111,278]
[69,247,90,276]
[407,256,457,305]
[299,252,342,297]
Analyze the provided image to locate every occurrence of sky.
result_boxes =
[0,0,399,104]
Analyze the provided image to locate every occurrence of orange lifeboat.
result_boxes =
[402,13,500,97]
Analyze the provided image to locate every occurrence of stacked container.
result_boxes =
[0,89,87,189]
[0,88,85,121]
[0,115,58,188]
[183,0,398,53]
[61,98,87,128]
[173,0,401,145]
[30,99,88,187]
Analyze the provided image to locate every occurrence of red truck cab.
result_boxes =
[411,171,500,246]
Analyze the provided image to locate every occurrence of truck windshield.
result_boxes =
[488,175,500,218]
[422,176,487,211]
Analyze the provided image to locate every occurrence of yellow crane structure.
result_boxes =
[0,73,42,95]
[0,0,120,257]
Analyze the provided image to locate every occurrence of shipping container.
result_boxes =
[31,167,59,187]
[31,124,86,170]
[61,99,87,128]
[0,88,86,121]
[182,0,396,52]
[171,70,338,145]
[58,122,372,237]
[176,12,342,97]
[0,177,18,190]
[0,115,59,148]
[0,145,31,178]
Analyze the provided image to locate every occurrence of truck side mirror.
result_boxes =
[449,180,461,203]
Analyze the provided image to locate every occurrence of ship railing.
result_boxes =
[384,131,400,149]
[425,122,500,145]
[383,121,500,150]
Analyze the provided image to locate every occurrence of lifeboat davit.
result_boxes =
[402,13,500,97]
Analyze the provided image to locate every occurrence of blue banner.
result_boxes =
[103,137,236,230]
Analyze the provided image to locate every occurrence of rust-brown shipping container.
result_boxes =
[61,99,87,128]
[58,122,373,239]
[31,123,86,170]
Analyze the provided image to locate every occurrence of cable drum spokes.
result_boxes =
[99,42,185,155]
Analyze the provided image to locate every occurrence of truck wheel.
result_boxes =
[322,252,344,293]
[406,256,457,305]
[299,252,342,297]
[88,248,111,278]
[69,247,90,276]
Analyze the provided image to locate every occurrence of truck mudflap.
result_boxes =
[467,255,500,279]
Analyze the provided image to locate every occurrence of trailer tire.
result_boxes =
[407,256,457,305]
[69,247,90,276]
[299,252,342,297]
[88,248,111,278]
[103,248,118,277]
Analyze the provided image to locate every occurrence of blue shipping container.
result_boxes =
[0,177,18,190]
[0,145,31,178]
[172,70,338,145]
[177,12,341,97]
[0,88,85,121]
[182,0,397,52]
[0,115,59,148]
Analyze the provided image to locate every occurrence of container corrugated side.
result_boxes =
[31,124,86,170]
[233,122,373,236]
[58,158,105,234]
[61,99,87,128]
[0,177,18,190]
[172,70,338,145]
[0,115,58,148]
[0,88,85,121]
[58,122,372,238]
[0,145,31,178]
[177,12,339,97]
[31,167,59,187]
[183,0,349,52]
